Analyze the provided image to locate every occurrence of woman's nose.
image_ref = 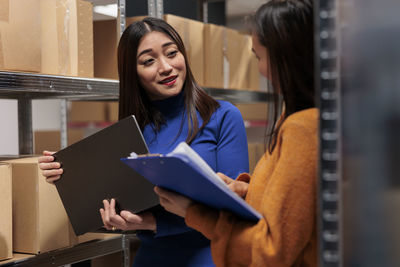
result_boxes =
[158,58,173,75]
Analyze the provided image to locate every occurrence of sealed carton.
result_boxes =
[0,0,93,77]
[0,0,41,72]
[2,157,71,254]
[94,19,118,79]
[203,23,224,89]
[0,163,12,260]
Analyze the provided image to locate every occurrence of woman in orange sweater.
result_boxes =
[155,0,317,266]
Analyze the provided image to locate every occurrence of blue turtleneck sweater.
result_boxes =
[133,92,249,267]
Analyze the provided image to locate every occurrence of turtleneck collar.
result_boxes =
[151,90,185,117]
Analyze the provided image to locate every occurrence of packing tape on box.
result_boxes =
[222,28,229,89]
[0,0,9,22]
[57,0,71,76]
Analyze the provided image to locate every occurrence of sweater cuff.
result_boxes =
[185,203,219,240]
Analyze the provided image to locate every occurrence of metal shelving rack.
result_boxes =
[0,234,139,267]
[316,0,341,266]
[0,71,270,155]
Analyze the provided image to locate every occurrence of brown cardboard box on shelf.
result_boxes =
[33,129,85,155]
[225,29,250,90]
[1,157,71,254]
[93,19,118,79]
[243,35,260,91]
[107,102,119,122]
[203,24,256,91]
[0,0,41,72]
[0,0,93,77]
[203,23,224,89]
[235,103,268,121]
[40,0,94,77]
[0,163,12,261]
[163,14,205,86]
[68,101,107,123]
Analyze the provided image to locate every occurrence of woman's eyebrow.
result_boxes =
[137,48,152,58]
[137,42,176,58]
[162,42,175,48]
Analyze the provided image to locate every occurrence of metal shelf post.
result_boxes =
[316,0,341,266]
[17,99,33,154]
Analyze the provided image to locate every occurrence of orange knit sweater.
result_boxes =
[185,108,318,267]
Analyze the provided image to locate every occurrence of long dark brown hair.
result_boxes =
[118,17,219,144]
[249,0,315,153]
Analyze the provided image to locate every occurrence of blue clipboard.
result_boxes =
[121,142,262,222]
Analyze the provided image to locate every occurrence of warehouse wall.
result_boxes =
[0,100,18,154]
[0,100,61,155]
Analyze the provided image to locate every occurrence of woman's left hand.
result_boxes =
[154,187,193,218]
[100,198,156,231]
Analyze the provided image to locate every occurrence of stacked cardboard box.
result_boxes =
[1,157,73,254]
[0,0,93,77]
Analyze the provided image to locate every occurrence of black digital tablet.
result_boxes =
[54,115,159,235]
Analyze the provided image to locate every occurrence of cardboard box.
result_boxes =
[235,103,268,121]
[164,14,204,86]
[107,102,119,122]
[68,101,107,122]
[203,24,258,91]
[2,157,71,254]
[0,163,12,261]
[0,0,42,72]
[0,0,93,77]
[203,23,224,89]
[94,19,118,79]
[225,28,250,90]
[34,129,84,155]
[40,0,93,77]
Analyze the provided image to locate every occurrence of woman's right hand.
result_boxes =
[217,172,249,199]
[38,150,63,183]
